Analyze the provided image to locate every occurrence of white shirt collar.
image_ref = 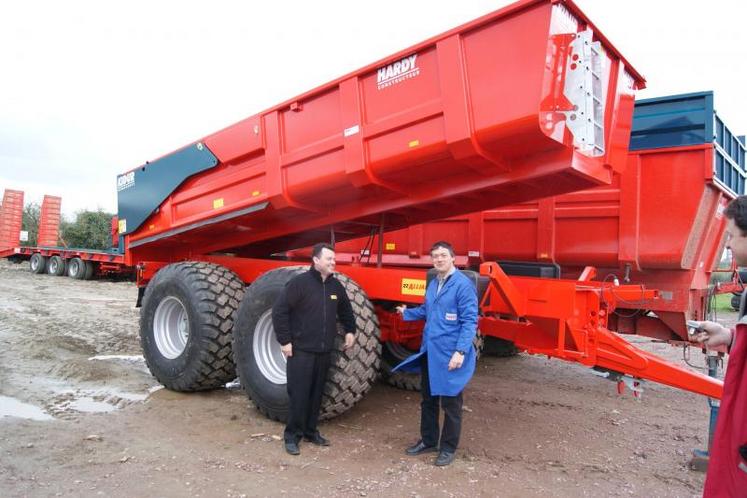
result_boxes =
[437,266,456,282]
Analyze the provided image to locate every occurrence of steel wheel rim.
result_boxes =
[70,260,80,277]
[31,256,39,271]
[252,309,286,384]
[153,296,189,359]
[49,258,58,273]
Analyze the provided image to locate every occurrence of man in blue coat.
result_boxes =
[394,240,478,466]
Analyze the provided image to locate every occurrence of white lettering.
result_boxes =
[117,171,135,191]
[376,53,420,90]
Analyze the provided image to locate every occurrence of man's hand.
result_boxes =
[344,333,355,350]
[448,351,464,371]
[692,321,733,348]
[395,305,406,315]
[281,343,293,358]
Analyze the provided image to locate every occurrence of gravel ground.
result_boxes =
[0,259,733,497]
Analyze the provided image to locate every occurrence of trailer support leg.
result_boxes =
[690,352,722,472]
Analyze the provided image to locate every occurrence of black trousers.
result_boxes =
[284,349,331,443]
[419,353,463,452]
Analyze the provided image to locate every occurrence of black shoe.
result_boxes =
[284,441,300,455]
[435,450,456,466]
[405,440,438,456]
[303,434,330,446]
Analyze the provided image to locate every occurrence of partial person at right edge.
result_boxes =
[690,195,747,496]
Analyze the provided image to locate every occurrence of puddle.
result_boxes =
[68,397,117,413]
[88,354,145,363]
[0,395,54,421]
[88,354,150,374]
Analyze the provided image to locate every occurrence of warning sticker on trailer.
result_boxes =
[401,278,426,297]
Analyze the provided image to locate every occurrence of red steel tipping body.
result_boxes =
[122,0,644,265]
[37,195,61,247]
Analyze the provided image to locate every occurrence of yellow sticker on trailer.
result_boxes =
[118,219,127,233]
[401,278,426,296]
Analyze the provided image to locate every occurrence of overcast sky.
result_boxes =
[1,0,745,219]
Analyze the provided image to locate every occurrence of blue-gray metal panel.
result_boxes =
[630,91,745,196]
[629,91,713,150]
[116,143,218,235]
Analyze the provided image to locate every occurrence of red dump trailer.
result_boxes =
[322,91,745,345]
[112,0,726,423]
[0,191,133,280]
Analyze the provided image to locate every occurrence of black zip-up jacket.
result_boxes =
[272,267,356,353]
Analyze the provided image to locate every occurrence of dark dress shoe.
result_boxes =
[405,440,438,456]
[303,434,330,446]
[284,441,300,455]
[435,450,456,466]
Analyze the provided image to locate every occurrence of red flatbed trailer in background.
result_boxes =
[0,191,134,280]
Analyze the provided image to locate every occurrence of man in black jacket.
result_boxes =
[272,243,356,455]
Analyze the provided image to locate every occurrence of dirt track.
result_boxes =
[0,259,731,497]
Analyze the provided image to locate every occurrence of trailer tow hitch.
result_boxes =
[591,368,643,398]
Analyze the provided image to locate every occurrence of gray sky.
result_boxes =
[1,0,745,219]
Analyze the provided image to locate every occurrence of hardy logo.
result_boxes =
[377,54,419,90]
[117,171,135,191]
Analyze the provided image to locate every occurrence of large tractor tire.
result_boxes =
[29,253,47,274]
[380,341,421,391]
[67,257,86,280]
[233,267,381,422]
[380,332,484,392]
[481,337,519,357]
[82,260,96,280]
[47,255,66,276]
[139,262,245,391]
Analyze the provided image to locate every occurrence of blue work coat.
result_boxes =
[392,270,478,396]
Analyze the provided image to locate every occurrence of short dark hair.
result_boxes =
[430,240,455,257]
[312,242,335,259]
[725,196,747,236]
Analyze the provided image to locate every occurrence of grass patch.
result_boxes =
[711,293,735,312]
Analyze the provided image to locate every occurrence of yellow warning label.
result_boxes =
[401,278,426,297]
[213,198,224,209]
[408,139,420,148]
[252,190,261,197]
[385,242,396,251]
[118,219,127,233]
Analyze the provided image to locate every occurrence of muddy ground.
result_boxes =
[0,259,733,497]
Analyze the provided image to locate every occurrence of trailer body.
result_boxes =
[119,0,642,265]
